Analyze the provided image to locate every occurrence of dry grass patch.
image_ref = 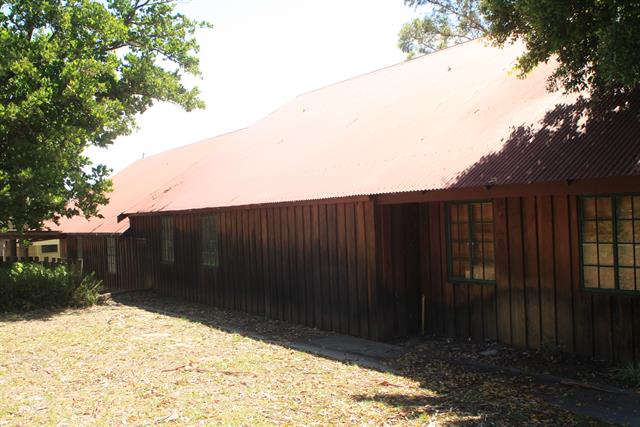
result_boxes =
[0,294,593,426]
[1,302,429,425]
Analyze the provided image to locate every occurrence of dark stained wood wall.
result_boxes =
[67,235,149,292]
[376,204,422,340]
[385,195,640,364]
[128,200,382,340]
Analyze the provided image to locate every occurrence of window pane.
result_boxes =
[617,196,633,219]
[596,197,612,219]
[448,201,494,282]
[600,267,615,289]
[617,220,633,243]
[459,241,470,258]
[450,205,459,223]
[473,225,483,242]
[452,260,464,277]
[484,262,495,280]
[450,223,459,240]
[582,198,596,220]
[458,205,469,222]
[618,244,635,266]
[473,242,483,259]
[451,243,459,257]
[483,242,495,260]
[463,264,472,279]
[482,203,493,222]
[598,221,613,242]
[472,203,483,222]
[459,223,470,240]
[634,196,640,217]
[472,260,484,280]
[598,244,614,265]
[582,244,598,265]
[581,221,597,242]
[584,266,599,288]
[619,268,635,291]
[482,223,494,241]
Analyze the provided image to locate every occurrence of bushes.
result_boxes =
[0,262,102,312]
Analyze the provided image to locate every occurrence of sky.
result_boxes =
[85,0,420,173]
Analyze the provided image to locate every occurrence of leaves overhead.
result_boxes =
[399,0,640,96]
[0,0,209,232]
[398,0,486,58]
[480,0,640,95]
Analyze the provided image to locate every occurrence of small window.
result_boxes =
[106,237,117,274]
[41,244,58,254]
[77,236,83,259]
[161,216,174,263]
[580,195,640,292]
[447,201,495,283]
[201,214,219,267]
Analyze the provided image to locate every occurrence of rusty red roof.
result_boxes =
[55,38,640,232]
[52,129,244,233]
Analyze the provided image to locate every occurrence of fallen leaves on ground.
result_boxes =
[0,292,597,425]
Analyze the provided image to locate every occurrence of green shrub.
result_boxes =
[615,363,640,387]
[0,262,102,312]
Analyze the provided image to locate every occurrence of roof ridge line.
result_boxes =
[295,37,484,98]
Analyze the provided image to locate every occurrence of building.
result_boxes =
[13,40,640,363]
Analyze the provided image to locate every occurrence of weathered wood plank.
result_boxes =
[355,202,370,338]
[522,196,541,350]
[345,203,359,336]
[553,195,574,353]
[537,196,557,349]
[507,197,527,348]
[494,197,512,344]
[336,204,349,334]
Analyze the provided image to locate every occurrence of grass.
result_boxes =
[0,293,595,426]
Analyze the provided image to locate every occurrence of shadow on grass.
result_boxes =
[0,306,67,322]
[108,290,592,425]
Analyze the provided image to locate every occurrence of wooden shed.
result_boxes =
[37,39,640,363]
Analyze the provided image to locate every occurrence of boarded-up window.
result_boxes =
[107,237,117,274]
[201,214,219,267]
[161,217,174,263]
[580,195,640,292]
[447,201,495,282]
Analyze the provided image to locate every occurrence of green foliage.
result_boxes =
[480,0,640,95]
[0,261,102,311]
[614,363,640,387]
[398,0,486,58]
[400,0,640,96]
[0,0,210,232]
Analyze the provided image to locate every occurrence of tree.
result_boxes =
[398,0,486,58]
[481,0,640,95]
[0,0,209,232]
[400,0,640,96]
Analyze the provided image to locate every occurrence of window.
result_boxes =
[447,201,495,282]
[77,236,83,259]
[41,244,58,254]
[201,215,219,267]
[161,216,174,263]
[580,195,640,292]
[106,237,117,274]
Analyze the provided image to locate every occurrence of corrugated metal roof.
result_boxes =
[55,38,640,231]
[51,129,243,233]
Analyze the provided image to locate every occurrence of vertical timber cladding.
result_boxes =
[128,199,381,340]
[417,195,640,364]
[66,235,148,292]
